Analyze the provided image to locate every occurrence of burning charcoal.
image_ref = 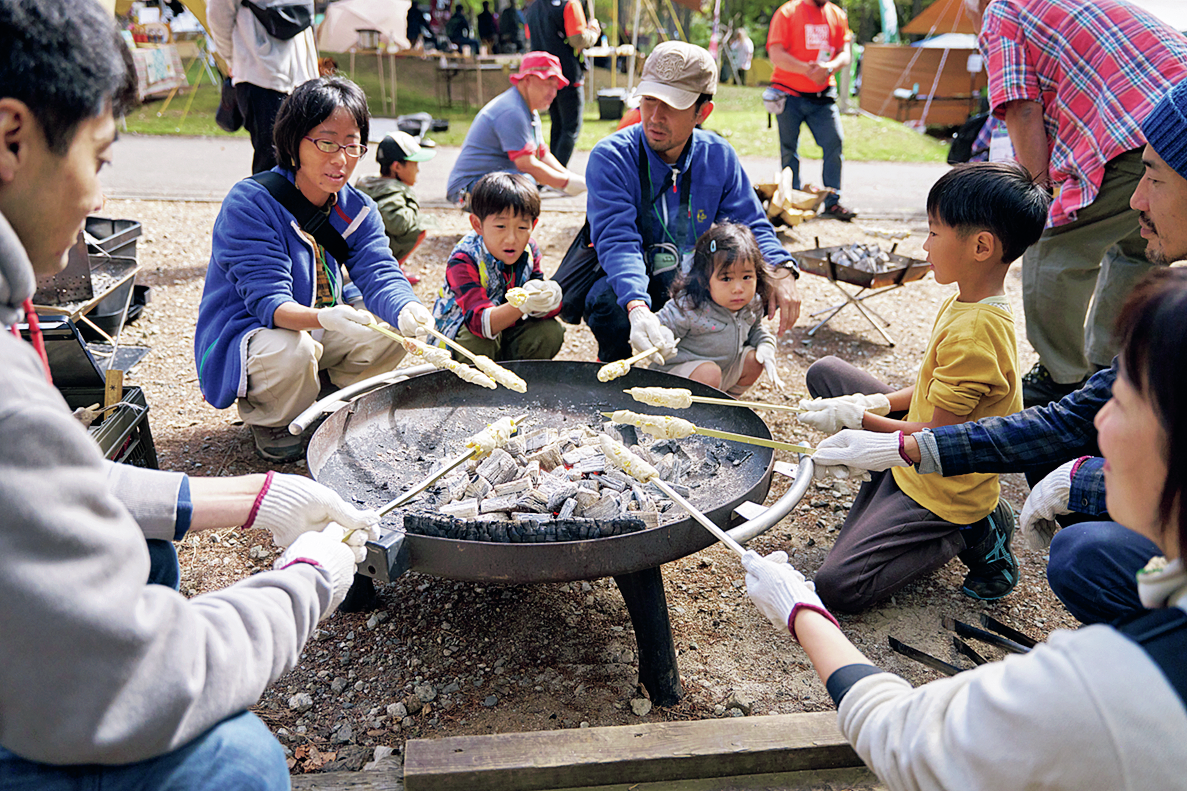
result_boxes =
[513,512,551,523]
[440,498,479,519]
[575,455,606,475]
[577,478,600,494]
[447,475,469,503]
[493,478,531,497]
[650,438,681,456]
[464,475,493,500]
[629,444,654,464]
[522,428,554,453]
[480,495,521,514]
[505,435,526,456]
[523,459,541,484]
[598,474,627,492]
[655,454,675,481]
[574,489,600,510]
[526,444,563,472]
[476,449,518,485]
[657,499,674,512]
[547,482,579,513]
[583,492,621,519]
[562,446,598,466]
[636,509,659,529]
[515,489,550,513]
[603,468,632,488]
[557,498,578,519]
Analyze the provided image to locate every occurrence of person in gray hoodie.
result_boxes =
[0,1,376,787]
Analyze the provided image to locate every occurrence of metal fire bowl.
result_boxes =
[307,361,793,585]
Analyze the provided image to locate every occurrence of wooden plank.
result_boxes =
[404,712,862,791]
[290,770,403,790]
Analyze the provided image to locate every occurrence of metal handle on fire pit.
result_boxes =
[288,363,439,435]
[726,454,815,546]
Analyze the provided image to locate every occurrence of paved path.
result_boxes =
[101,127,949,220]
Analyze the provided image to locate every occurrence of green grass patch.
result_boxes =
[125,55,946,163]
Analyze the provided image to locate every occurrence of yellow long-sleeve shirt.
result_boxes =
[892,294,1022,524]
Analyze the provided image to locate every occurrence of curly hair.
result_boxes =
[668,222,770,311]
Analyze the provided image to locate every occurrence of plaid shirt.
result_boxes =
[431,231,546,341]
[979,0,1187,227]
[920,364,1115,516]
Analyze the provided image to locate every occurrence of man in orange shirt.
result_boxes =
[766,0,856,221]
[525,0,600,167]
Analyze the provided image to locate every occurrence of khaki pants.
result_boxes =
[237,326,406,427]
[1023,148,1153,383]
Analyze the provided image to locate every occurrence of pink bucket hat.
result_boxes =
[510,51,569,89]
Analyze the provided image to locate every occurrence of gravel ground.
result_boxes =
[106,197,1079,775]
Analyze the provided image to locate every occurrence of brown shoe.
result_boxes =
[821,203,858,221]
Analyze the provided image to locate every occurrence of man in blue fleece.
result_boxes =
[582,42,802,364]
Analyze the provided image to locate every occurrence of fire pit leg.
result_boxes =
[339,573,378,613]
[613,566,682,706]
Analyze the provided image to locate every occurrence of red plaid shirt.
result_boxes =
[979,0,1187,226]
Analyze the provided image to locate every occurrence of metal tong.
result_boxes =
[889,615,1036,676]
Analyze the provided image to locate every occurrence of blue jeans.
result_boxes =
[0,711,289,791]
[776,94,844,208]
[1047,520,1161,625]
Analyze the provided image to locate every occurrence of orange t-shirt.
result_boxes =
[767,0,851,95]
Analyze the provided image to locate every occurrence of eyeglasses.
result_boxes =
[304,137,368,157]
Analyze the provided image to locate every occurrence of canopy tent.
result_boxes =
[317,0,412,53]
[903,0,1187,36]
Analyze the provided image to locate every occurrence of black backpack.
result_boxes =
[1115,607,1187,706]
[241,0,314,40]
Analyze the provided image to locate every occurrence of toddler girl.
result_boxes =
[654,222,783,394]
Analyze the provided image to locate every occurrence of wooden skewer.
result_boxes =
[365,320,408,344]
[601,412,814,454]
[424,324,479,361]
[621,345,662,367]
[624,387,805,413]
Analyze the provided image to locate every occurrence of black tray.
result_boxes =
[796,245,930,289]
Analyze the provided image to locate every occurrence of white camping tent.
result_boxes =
[317,0,412,53]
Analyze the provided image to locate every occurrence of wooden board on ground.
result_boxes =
[403,711,865,791]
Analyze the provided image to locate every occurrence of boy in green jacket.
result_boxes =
[357,130,436,284]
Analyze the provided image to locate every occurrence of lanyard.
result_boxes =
[637,134,694,250]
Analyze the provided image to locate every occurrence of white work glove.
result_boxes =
[276,523,358,620]
[245,471,380,549]
[755,342,784,391]
[562,174,587,196]
[628,305,677,364]
[797,393,892,435]
[317,304,377,344]
[812,429,909,481]
[518,280,562,317]
[397,301,434,339]
[1019,459,1077,550]
[742,550,839,642]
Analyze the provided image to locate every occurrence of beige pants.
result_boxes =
[237,326,405,427]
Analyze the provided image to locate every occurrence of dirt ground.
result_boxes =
[106,196,1079,775]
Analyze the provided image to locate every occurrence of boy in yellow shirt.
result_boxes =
[796,162,1051,611]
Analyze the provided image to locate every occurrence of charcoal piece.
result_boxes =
[505,436,526,456]
[629,444,654,464]
[401,513,646,543]
[547,482,579,513]
[441,498,479,519]
[657,499,674,512]
[464,475,493,500]
[512,512,550,522]
[557,497,578,519]
[476,449,519,485]
[655,454,675,481]
[562,445,597,466]
[523,459,541,483]
[527,444,563,471]
[494,478,531,497]
[575,454,606,475]
[598,475,626,492]
[523,428,558,453]
[636,509,659,529]
[650,438,681,456]
[583,492,621,519]
[515,489,550,513]
[480,494,520,514]
[447,474,469,503]
[615,423,640,447]
[574,488,600,510]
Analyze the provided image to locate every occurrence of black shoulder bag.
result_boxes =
[241,0,314,40]
[251,172,350,263]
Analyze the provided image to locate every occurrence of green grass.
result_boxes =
[126,55,947,163]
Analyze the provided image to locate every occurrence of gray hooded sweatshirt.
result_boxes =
[0,211,332,765]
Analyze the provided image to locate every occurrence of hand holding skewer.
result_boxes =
[364,321,497,389]
[603,410,815,454]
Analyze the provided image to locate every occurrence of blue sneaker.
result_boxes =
[958,499,1019,601]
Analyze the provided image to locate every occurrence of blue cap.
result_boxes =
[1142,80,1187,181]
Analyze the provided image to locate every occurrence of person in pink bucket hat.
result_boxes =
[447,51,587,205]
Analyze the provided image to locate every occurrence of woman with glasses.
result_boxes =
[195,77,434,463]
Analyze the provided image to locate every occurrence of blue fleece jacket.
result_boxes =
[195,169,419,409]
[584,124,797,309]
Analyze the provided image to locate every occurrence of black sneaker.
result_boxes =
[820,203,858,221]
[958,499,1019,601]
[1022,362,1085,408]
[250,424,305,464]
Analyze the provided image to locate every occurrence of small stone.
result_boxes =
[630,698,652,716]
[483,695,498,707]
[331,677,348,694]
[334,723,354,743]
[726,692,753,716]
[387,702,408,718]
[287,693,313,712]
[414,683,437,703]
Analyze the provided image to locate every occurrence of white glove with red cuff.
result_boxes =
[318,305,377,344]
[755,342,784,391]
[812,429,909,481]
[245,471,380,549]
[628,306,677,364]
[518,280,563,317]
[797,393,892,435]
[562,174,587,196]
[742,550,839,642]
[1020,459,1079,550]
[397,301,434,339]
[276,523,358,620]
